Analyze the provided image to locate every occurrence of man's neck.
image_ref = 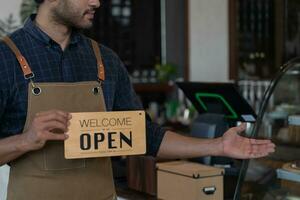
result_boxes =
[35,11,72,50]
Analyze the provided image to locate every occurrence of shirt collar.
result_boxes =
[23,14,82,47]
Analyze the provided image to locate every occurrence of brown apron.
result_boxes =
[2,36,117,200]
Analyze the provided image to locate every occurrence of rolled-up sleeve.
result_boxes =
[112,58,166,156]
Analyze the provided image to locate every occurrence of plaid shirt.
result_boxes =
[0,15,165,156]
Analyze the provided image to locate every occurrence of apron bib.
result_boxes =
[2,36,116,200]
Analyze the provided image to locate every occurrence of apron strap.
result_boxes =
[2,36,106,82]
[90,39,105,82]
[2,36,34,79]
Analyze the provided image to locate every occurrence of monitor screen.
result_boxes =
[177,82,257,122]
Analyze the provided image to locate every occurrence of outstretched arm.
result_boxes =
[156,123,275,159]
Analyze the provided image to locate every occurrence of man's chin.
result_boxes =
[76,22,93,30]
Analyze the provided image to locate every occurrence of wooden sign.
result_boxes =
[64,111,146,159]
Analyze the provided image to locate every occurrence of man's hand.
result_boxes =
[20,110,71,152]
[221,123,275,159]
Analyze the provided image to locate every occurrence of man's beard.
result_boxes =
[52,2,93,29]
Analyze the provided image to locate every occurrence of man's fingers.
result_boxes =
[44,132,69,141]
[36,109,67,116]
[247,142,276,158]
[268,143,276,148]
[35,113,70,129]
[250,138,272,145]
[250,146,274,158]
[248,150,268,158]
[231,123,247,134]
[42,121,69,132]
[251,145,275,154]
[36,110,71,122]
[249,151,269,159]
[250,141,276,151]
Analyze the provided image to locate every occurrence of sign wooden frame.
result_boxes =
[64,110,146,159]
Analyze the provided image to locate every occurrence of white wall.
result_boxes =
[189,0,229,82]
[0,0,22,25]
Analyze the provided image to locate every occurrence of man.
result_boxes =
[0,0,275,199]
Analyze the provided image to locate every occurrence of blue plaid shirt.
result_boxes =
[0,15,165,156]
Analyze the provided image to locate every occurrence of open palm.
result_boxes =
[221,124,275,159]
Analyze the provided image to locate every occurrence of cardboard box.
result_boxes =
[157,161,224,200]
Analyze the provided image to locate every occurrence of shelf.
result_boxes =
[133,83,174,93]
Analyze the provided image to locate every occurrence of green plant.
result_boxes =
[0,0,37,38]
[155,63,177,82]
[0,14,20,38]
[20,0,37,23]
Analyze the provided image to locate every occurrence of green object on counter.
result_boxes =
[165,100,180,121]
[195,92,238,119]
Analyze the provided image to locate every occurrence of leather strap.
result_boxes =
[2,36,34,79]
[90,39,105,81]
[2,36,105,81]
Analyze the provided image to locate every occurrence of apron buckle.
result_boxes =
[30,80,42,96]
[24,72,35,80]
[97,79,104,87]
[93,80,103,95]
